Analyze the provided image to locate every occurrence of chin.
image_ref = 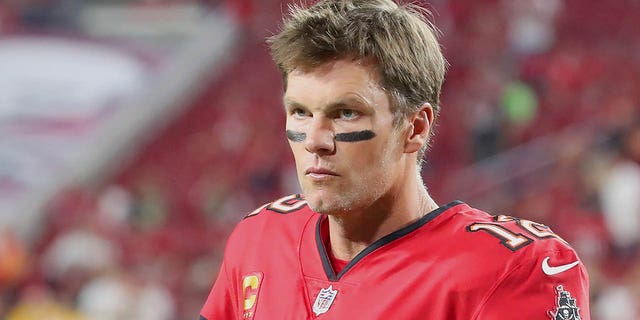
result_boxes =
[305,197,332,214]
[305,193,353,216]
[309,204,348,216]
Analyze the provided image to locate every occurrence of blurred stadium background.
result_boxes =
[0,0,639,319]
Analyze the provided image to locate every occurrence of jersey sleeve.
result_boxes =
[199,260,237,320]
[474,248,590,320]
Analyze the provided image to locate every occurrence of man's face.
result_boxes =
[284,59,408,215]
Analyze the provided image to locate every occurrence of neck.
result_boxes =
[327,183,438,261]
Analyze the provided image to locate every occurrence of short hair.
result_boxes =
[267,0,447,161]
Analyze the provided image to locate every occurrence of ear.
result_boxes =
[404,103,434,154]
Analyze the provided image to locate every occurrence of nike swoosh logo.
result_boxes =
[542,257,580,276]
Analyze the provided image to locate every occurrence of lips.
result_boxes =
[305,167,338,177]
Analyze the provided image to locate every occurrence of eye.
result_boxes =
[291,108,310,119]
[338,108,359,120]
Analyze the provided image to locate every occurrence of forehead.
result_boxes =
[284,59,386,106]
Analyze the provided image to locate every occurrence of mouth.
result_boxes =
[305,167,339,179]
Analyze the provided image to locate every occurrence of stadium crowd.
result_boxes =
[1,0,639,319]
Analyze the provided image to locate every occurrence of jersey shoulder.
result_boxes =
[444,205,588,292]
[225,194,314,246]
[456,205,576,255]
[243,193,311,219]
[454,207,590,319]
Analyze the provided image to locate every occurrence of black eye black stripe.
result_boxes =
[286,130,376,142]
[335,130,376,142]
[286,130,306,142]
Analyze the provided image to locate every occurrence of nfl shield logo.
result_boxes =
[312,285,338,316]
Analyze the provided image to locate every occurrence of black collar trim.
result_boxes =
[316,200,464,281]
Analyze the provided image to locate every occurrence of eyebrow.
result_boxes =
[283,98,303,111]
[283,95,371,112]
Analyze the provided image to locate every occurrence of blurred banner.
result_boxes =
[0,3,238,241]
[0,36,149,239]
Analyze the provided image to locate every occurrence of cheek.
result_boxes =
[355,137,402,174]
[289,144,312,179]
[343,141,389,171]
[288,143,305,163]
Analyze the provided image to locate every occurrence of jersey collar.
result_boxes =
[315,200,464,281]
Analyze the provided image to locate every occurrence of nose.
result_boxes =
[304,118,335,155]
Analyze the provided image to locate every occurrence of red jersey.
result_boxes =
[200,194,590,319]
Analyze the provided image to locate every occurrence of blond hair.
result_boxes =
[268,0,446,122]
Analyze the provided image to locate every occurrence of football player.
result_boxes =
[199,1,590,319]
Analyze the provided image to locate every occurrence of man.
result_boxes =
[199,1,590,319]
